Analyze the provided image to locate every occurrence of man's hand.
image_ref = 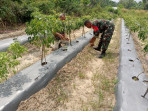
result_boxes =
[89,37,96,47]
[53,32,65,40]
[64,37,69,41]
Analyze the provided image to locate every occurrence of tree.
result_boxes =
[143,0,148,9]
[118,0,139,9]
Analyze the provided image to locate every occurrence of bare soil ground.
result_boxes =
[0,27,90,83]
[16,18,121,111]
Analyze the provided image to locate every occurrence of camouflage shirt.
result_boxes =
[91,19,114,36]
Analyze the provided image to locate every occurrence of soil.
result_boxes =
[16,18,121,111]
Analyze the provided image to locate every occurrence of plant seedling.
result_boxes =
[132,71,144,81]
[128,32,131,41]
[141,87,148,98]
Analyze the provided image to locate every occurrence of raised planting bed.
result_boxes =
[114,19,148,111]
[0,30,93,111]
[0,35,29,52]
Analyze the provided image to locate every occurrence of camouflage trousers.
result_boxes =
[98,24,115,52]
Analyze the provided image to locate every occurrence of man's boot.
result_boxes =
[94,34,104,51]
[93,41,102,51]
[93,46,101,51]
[99,50,106,58]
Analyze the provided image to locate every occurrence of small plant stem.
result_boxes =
[73,30,76,39]
[43,44,46,63]
[128,31,131,41]
[137,71,144,78]
[142,88,148,98]
[41,43,44,64]
[68,19,72,46]
[82,26,85,38]
[69,31,72,46]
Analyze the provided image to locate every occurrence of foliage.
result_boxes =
[0,42,27,78]
[0,52,19,78]
[0,0,120,25]
[8,41,27,59]
[118,0,148,10]
[0,0,119,80]
[25,12,93,64]
[108,7,120,15]
[122,9,148,52]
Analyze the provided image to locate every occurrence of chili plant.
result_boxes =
[26,12,64,65]
[0,41,27,79]
[8,41,27,59]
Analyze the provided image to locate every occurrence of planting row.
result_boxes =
[122,9,148,51]
[114,19,148,111]
[0,10,117,83]
[0,31,93,111]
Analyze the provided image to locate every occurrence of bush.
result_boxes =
[114,9,120,15]
[108,7,114,13]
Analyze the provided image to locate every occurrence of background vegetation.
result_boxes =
[0,0,120,25]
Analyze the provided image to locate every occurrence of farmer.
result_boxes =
[51,13,69,50]
[84,19,115,58]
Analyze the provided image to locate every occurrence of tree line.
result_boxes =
[0,0,147,26]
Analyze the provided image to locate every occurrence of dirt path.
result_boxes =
[17,18,121,111]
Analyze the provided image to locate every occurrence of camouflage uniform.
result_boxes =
[92,19,115,52]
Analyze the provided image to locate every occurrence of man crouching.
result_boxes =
[84,19,115,58]
[51,13,69,51]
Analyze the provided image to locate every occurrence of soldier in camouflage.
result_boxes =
[84,19,115,58]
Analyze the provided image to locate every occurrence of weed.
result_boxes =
[78,72,86,79]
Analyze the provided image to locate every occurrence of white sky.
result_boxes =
[111,0,142,2]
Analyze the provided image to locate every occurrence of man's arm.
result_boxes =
[53,32,66,40]
[89,24,100,47]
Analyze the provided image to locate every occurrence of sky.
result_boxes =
[111,0,142,2]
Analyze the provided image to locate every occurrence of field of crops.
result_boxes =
[0,0,148,110]
[122,9,148,51]
[0,9,118,82]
